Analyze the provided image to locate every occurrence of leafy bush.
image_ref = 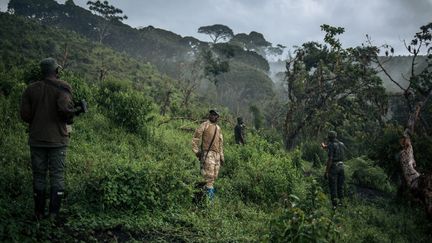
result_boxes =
[270,207,339,242]
[347,157,393,193]
[369,124,403,179]
[62,71,97,105]
[301,140,327,168]
[84,162,195,212]
[269,180,341,242]
[98,82,155,136]
[221,134,299,206]
[231,160,295,205]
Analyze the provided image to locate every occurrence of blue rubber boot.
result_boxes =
[207,187,215,202]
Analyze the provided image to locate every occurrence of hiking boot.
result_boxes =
[207,187,215,202]
[49,190,64,219]
[33,190,46,220]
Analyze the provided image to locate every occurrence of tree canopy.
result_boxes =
[87,0,127,22]
[87,0,128,43]
[197,24,234,43]
[230,31,271,51]
[283,25,388,151]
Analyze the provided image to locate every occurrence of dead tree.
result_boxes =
[370,22,432,219]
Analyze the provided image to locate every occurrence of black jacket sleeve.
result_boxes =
[20,88,32,123]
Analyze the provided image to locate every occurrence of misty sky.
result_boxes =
[1,0,431,56]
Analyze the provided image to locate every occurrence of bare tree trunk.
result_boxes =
[399,93,432,219]
[404,144,432,220]
[399,135,420,189]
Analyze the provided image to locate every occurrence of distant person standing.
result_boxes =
[192,109,224,202]
[322,131,346,209]
[20,58,84,220]
[234,117,246,145]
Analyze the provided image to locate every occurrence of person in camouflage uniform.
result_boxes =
[234,117,246,145]
[322,131,346,208]
[192,109,224,201]
[20,58,83,219]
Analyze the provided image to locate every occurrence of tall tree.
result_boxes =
[230,31,272,56]
[197,24,234,43]
[371,22,432,219]
[283,25,387,150]
[87,0,128,43]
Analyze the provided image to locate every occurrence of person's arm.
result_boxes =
[192,122,206,158]
[20,88,32,124]
[57,89,75,124]
[324,143,333,179]
[325,156,333,178]
[219,127,224,164]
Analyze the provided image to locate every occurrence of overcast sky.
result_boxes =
[1,0,431,56]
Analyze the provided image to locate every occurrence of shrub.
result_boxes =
[269,180,340,242]
[231,160,295,205]
[84,161,195,212]
[98,83,155,137]
[270,207,340,242]
[369,124,403,178]
[62,71,96,105]
[301,140,327,168]
[347,157,393,193]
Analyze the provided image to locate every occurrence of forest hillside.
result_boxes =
[1,1,432,242]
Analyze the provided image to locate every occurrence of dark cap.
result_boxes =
[209,109,220,116]
[40,57,62,74]
[237,117,243,123]
[328,131,337,139]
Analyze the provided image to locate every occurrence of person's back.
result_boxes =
[324,131,346,209]
[21,78,73,146]
[328,140,345,162]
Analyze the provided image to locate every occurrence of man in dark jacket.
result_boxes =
[20,58,82,219]
[322,131,346,209]
[234,117,246,145]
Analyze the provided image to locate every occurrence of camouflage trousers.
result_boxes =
[30,146,67,193]
[328,162,345,205]
[200,150,221,188]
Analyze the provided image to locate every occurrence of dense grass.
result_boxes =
[1,91,431,241]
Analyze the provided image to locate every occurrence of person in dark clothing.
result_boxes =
[20,57,84,220]
[234,117,246,145]
[322,131,346,209]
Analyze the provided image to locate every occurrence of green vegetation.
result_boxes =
[198,24,234,43]
[2,72,429,241]
[7,0,276,121]
[0,1,432,242]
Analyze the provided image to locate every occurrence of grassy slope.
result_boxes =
[1,98,431,241]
